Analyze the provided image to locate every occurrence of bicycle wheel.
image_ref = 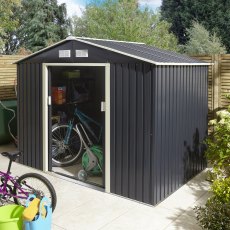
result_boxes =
[13,173,57,211]
[52,124,83,166]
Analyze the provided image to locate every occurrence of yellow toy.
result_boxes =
[23,198,47,221]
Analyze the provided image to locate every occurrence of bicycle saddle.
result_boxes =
[1,151,21,161]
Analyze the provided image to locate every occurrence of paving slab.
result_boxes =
[0,144,211,230]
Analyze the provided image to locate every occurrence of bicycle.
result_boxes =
[51,106,103,180]
[0,151,57,211]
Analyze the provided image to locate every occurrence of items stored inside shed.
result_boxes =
[50,66,105,187]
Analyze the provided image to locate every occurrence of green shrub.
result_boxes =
[194,197,230,230]
[205,109,230,177]
[195,178,230,229]
[212,178,230,203]
[195,105,230,229]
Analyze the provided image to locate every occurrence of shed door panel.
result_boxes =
[110,63,154,204]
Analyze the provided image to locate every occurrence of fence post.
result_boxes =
[213,54,221,116]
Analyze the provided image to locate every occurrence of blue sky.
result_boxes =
[57,0,162,17]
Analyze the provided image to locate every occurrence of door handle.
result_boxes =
[47,96,52,106]
[101,101,106,112]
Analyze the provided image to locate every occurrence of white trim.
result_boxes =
[74,36,145,44]
[42,64,49,172]
[155,62,214,66]
[42,63,110,193]
[105,63,110,193]
[43,63,108,67]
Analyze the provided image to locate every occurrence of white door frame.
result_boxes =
[42,63,111,193]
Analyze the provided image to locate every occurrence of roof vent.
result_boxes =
[75,49,88,58]
[59,50,71,58]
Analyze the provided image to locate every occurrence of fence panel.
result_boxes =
[194,54,230,121]
[220,54,230,108]
[0,55,24,100]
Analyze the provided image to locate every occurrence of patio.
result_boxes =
[0,143,210,230]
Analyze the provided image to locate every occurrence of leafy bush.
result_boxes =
[194,197,230,230]
[205,109,230,177]
[195,178,230,229]
[195,106,230,229]
[212,178,230,203]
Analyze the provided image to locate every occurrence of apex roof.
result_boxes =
[15,36,210,66]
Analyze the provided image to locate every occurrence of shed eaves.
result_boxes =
[15,37,209,65]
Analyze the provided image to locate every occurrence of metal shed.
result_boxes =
[16,37,209,206]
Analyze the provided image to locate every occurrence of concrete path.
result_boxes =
[0,143,211,230]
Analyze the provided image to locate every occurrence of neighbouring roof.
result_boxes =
[15,36,210,66]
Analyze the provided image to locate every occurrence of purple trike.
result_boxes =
[0,151,57,211]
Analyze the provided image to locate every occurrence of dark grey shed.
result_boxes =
[16,37,209,205]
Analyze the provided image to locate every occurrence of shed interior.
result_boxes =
[50,66,105,187]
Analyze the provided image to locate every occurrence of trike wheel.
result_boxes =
[13,173,57,211]
[78,169,88,181]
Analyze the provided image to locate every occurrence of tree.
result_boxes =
[16,0,70,52]
[182,22,226,55]
[161,0,230,52]
[0,0,20,53]
[72,0,178,51]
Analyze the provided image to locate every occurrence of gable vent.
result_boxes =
[59,50,71,58]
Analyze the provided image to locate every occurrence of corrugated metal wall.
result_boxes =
[192,56,214,120]
[110,64,208,205]
[153,65,208,204]
[110,63,155,204]
[17,63,43,169]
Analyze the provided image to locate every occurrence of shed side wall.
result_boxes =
[110,64,208,205]
[153,65,208,204]
[18,63,43,169]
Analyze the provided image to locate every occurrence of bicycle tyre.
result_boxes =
[13,173,57,211]
[52,124,83,166]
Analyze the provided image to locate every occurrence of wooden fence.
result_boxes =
[193,54,230,120]
[0,55,24,100]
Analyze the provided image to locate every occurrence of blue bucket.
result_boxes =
[23,196,52,230]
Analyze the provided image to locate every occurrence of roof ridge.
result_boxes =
[73,36,145,45]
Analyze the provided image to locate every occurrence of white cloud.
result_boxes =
[58,0,162,17]
[139,0,162,9]
[57,0,85,17]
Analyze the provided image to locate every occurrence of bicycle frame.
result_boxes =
[0,170,30,200]
[64,107,102,146]
[64,119,74,145]
[74,108,102,143]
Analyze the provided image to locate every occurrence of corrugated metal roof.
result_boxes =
[15,37,210,65]
[76,37,207,65]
